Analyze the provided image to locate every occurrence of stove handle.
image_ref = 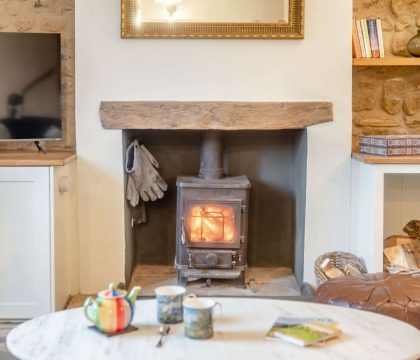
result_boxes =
[181,219,186,245]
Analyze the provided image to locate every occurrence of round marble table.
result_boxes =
[7,298,420,360]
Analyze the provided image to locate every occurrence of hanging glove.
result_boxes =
[132,204,147,225]
[125,140,168,202]
[126,175,140,207]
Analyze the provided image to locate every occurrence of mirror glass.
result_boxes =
[136,0,288,24]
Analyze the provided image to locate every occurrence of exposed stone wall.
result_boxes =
[353,0,420,151]
[353,67,420,149]
[354,0,420,57]
[0,0,75,151]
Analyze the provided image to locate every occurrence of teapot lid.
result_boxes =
[99,283,127,299]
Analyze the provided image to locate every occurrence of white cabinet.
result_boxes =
[0,164,78,319]
[350,158,420,273]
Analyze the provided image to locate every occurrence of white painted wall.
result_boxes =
[76,0,352,292]
[52,162,80,310]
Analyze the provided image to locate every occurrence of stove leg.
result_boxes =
[177,271,187,286]
[236,271,246,289]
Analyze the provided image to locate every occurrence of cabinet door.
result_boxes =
[0,167,51,318]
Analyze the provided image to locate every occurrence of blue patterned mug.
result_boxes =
[155,286,194,324]
[183,298,222,339]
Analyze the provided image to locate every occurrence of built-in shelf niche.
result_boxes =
[384,174,420,241]
[351,158,420,273]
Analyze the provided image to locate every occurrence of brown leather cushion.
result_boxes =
[316,273,420,329]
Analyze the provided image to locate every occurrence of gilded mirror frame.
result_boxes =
[121,0,304,39]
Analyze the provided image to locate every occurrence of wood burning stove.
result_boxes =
[175,131,250,286]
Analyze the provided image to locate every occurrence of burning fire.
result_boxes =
[190,205,235,243]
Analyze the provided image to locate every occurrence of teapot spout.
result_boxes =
[127,286,141,305]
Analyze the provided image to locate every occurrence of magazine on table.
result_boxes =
[266,316,342,347]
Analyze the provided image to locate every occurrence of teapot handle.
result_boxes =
[83,297,97,324]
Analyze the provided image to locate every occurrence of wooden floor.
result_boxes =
[0,322,19,360]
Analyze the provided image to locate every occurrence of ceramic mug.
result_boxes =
[183,298,222,339]
[155,286,194,323]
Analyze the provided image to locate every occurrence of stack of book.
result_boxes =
[352,19,385,58]
[266,316,342,347]
[359,135,420,156]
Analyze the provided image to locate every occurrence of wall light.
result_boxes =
[154,0,181,18]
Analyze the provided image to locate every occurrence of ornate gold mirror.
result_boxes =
[121,0,304,39]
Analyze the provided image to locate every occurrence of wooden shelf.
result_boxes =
[353,58,420,66]
[352,152,420,164]
[0,151,76,166]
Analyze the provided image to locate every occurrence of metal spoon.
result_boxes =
[156,325,170,348]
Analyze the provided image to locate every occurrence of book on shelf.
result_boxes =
[355,19,367,58]
[376,19,385,58]
[360,135,420,147]
[367,19,380,58]
[360,146,420,156]
[266,316,342,347]
[361,19,372,58]
[353,18,385,59]
[359,135,420,156]
[352,20,362,58]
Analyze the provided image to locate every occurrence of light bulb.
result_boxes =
[135,0,142,27]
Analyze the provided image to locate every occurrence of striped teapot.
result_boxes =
[83,283,141,334]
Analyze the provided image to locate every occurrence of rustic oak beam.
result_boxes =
[99,101,333,131]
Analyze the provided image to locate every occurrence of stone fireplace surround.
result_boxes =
[100,100,333,290]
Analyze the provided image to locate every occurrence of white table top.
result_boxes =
[7,297,420,360]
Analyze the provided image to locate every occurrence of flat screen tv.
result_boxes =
[0,32,61,141]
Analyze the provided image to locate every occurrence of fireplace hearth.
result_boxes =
[175,131,250,286]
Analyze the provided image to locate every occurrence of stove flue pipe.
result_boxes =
[199,130,225,180]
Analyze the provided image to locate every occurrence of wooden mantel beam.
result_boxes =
[99,101,333,131]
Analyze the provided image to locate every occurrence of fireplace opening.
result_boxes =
[122,129,307,296]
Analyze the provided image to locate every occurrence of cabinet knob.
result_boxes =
[58,176,73,193]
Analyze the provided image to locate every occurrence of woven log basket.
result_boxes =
[314,251,368,286]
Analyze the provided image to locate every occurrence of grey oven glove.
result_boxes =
[126,175,147,224]
[125,140,168,202]
[126,175,140,207]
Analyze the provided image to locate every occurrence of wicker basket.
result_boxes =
[314,251,368,286]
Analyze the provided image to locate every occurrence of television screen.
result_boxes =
[0,33,61,141]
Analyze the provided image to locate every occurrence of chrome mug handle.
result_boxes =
[212,302,222,321]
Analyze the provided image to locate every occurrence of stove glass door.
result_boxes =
[185,201,241,248]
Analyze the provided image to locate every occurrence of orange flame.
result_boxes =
[190,205,235,243]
